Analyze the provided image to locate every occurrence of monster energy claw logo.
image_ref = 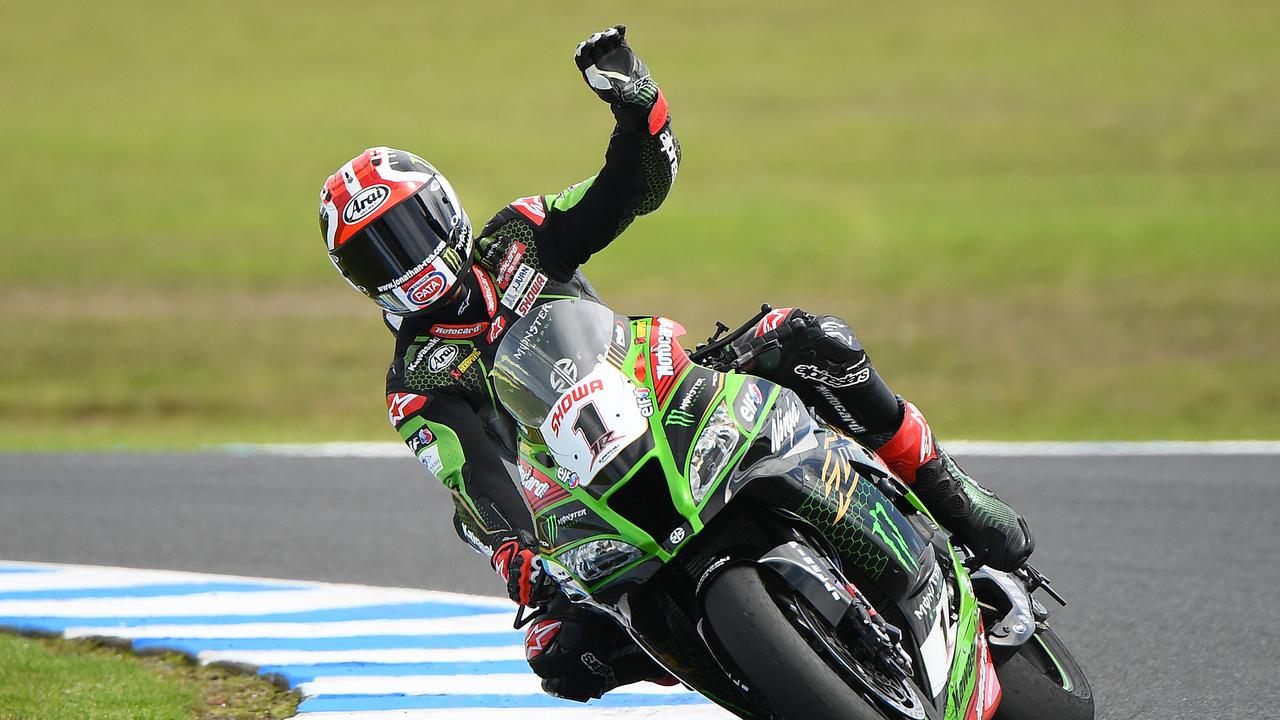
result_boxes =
[870,501,918,571]
[666,409,696,427]
[543,515,560,544]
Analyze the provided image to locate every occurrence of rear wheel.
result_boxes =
[702,563,906,720]
[994,626,1094,720]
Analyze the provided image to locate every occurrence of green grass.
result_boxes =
[2,0,1278,447]
[0,633,297,720]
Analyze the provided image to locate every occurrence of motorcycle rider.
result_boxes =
[319,25,1033,702]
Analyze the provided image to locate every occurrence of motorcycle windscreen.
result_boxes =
[492,298,650,483]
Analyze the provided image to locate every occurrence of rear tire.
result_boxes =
[702,564,885,720]
[994,626,1094,720]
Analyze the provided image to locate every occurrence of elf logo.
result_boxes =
[343,185,390,224]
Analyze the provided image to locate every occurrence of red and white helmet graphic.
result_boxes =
[320,147,473,315]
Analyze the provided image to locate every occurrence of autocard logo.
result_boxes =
[519,471,550,499]
[408,271,448,305]
[342,185,391,224]
[653,318,675,378]
[427,344,458,373]
[549,378,605,433]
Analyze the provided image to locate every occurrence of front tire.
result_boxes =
[702,564,885,720]
[994,626,1094,720]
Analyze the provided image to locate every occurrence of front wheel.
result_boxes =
[702,564,890,720]
[993,626,1094,720]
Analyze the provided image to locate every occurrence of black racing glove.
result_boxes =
[492,536,554,607]
[574,25,658,109]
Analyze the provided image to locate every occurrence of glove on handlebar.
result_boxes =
[574,25,658,109]
[492,537,553,607]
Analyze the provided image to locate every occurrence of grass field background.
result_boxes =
[2,0,1277,448]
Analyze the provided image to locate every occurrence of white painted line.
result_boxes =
[298,673,693,697]
[292,708,734,719]
[64,613,516,640]
[0,586,466,619]
[198,646,525,666]
[219,440,1280,459]
[946,440,1280,456]
[0,565,294,594]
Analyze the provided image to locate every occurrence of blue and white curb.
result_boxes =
[0,560,733,719]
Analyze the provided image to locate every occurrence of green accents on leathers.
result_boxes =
[551,179,595,212]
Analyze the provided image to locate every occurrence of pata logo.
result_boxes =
[343,185,390,224]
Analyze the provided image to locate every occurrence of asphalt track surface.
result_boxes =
[1,452,1276,719]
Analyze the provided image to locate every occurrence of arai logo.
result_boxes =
[342,185,390,224]
[409,271,448,305]
[427,344,458,373]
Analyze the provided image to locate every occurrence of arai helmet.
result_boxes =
[320,147,472,315]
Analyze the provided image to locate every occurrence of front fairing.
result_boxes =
[492,300,776,600]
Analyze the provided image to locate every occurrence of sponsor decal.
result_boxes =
[817,435,861,526]
[460,522,494,558]
[496,241,527,289]
[426,344,459,373]
[769,396,806,451]
[518,460,569,511]
[521,471,551,499]
[501,264,536,310]
[542,508,588,544]
[342,184,390,224]
[524,619,562,661]
[739,383,765,424]
[677,377,705,413]
[408,425,436,454]
[754,307,792,337]
[668,526,686,545]
[652,318,676,379]
[870,500,918,571]
[550,358,579,393]
[456,348,481,374]
[430,322,488,339]
[815,386,865,433]
[820,319,856,348]
[794,363,871,388]
[515,273,547,317]
[406,338,442,373]
[386,392,427,426]
[666,408,697,427]
[408,271,448,306]
[471,266,498,317]
[418,445,444,474]
[486,315,507,343]
[376,255,436,293]
[634,387,654,417]
[510,304,552,363]
[548,378,605,434]
[612,321,627,347]
[913,567,944,622]
[511,195,546,226]
[556,466,581,488]
[658,129,679,179]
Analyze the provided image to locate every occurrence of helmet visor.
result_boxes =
[330,182,470,313]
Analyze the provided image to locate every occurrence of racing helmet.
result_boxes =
[320,147,473,315]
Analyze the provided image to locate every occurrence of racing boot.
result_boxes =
[526,594,678,702]
[876,402,1035,571]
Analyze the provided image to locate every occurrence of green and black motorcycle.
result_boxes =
[490,298,1093,720]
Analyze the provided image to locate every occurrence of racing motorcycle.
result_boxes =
[490,299,1094,720]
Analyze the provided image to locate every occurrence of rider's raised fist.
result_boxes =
[574,25,657,108]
